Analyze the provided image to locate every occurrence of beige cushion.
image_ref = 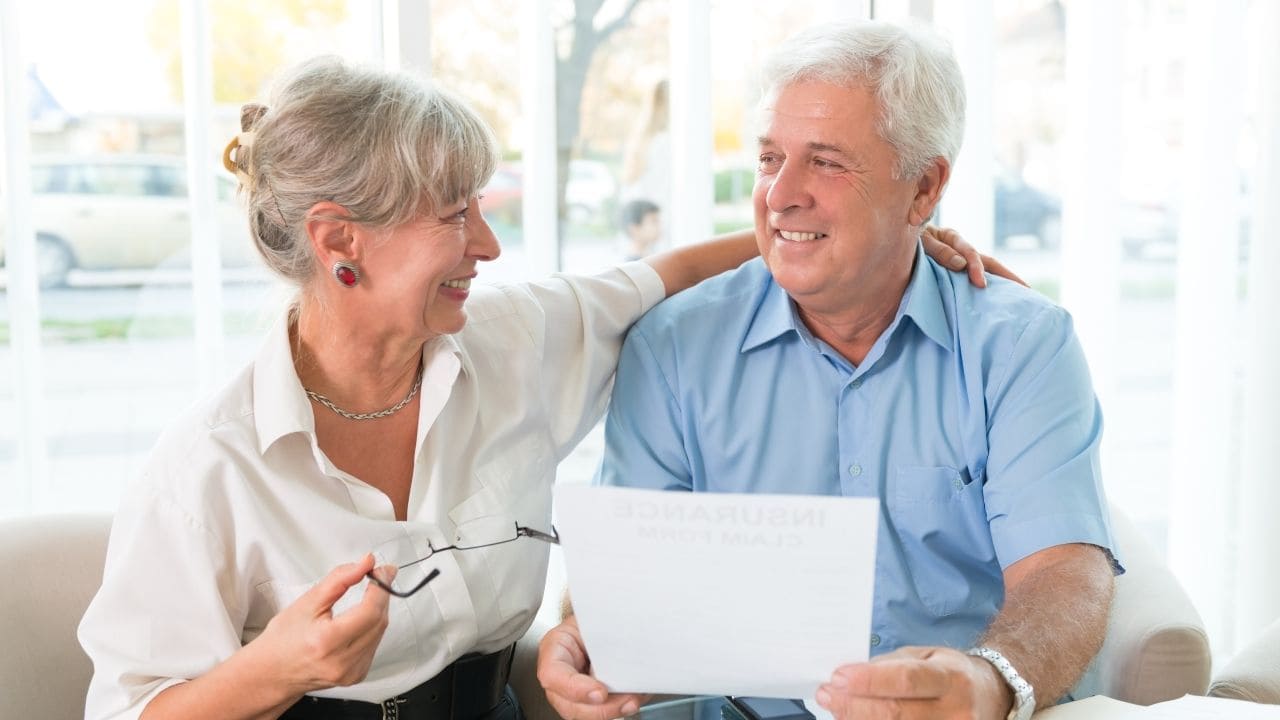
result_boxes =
[513,616,562,720]
[1210,618,1280,704]
[0,513,112,720]
[0,511,560,720]
[1073,505,1211,704]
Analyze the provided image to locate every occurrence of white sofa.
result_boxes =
[1071,505,1212,704]
[1209,617,1280,704]
[0,508,1210,719]
[0,513,552,720]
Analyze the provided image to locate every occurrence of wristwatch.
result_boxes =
[967,646,1035,720]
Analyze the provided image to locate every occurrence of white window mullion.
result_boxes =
[1166,0,1248,655]
[1233,0,1280,651]
[1059,0,1123,440]
[520,0,558,275]
[821,0,869,20]
[669,0,712,246]
[0,0,49,514]
[180,0,225,393]
[934,0,995,253]
[383,0,432,76]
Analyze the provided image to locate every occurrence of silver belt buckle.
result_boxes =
[381,696,408,720]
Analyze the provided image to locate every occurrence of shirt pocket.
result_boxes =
[884,465,997,617]
[446,441,554,625]
[254,576,420,692]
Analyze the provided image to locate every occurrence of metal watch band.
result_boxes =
[967,646,1036,720]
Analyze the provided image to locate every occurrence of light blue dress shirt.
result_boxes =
[597,242,1119,655]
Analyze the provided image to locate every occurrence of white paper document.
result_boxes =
[554,485,879,698]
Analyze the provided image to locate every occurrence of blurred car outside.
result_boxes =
[994,170,1062,250]
[564,159,617,223]
[0,154,256,288]
[479,159,619,232]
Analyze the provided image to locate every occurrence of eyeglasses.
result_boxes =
[366,522,560,598]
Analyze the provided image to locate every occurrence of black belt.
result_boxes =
[281,644,517,720]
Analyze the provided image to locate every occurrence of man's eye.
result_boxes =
[814,158,840,169]
[758,155,781,170]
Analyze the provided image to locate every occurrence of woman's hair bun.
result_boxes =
[240,103,268,132]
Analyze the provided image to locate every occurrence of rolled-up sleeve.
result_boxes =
[982,305,1120,573]
[78,475,245,720]
[596,322,694,492]
[507,262,665,457]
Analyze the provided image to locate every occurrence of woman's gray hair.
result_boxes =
[759,20,965,180]
[227,56,498,286]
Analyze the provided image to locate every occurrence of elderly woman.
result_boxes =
[78,57,999,720]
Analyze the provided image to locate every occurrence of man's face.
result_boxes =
[753,80,924,314]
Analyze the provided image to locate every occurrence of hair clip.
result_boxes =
[222,131,256,189]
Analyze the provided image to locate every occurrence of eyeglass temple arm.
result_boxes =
[368,567,441,598]
[516,523,560,545]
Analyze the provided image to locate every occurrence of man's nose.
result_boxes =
[765,161,813,213]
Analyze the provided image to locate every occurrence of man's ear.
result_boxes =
[907,157,951,226]
[304,201,358,267]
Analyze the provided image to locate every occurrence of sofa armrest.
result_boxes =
[1210,618,1280,704]
[1072,507,1211,704]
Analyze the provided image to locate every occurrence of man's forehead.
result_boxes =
[756,81,875,131]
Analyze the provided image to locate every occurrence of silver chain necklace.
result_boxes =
[305,370,423,421]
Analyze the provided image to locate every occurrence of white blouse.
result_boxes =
[78,263,665,720]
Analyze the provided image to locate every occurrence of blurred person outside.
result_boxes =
[619,79,671,251]
[617,199,662,261]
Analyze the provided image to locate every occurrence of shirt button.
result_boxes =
[870,634,881,647]
[851,377,863,389]
[953,477,964,490]
[849,463,863,477]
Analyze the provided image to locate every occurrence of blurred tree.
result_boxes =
[554,0,644,247]
[430,0,521,150]
[146,0,347,103]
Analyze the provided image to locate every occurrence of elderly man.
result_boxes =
[538,20,1118,720]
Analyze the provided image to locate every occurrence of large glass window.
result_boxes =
[6,0,372,513]
[0,295,12,510]
[2,0,1276,656]
[428,0,529,284]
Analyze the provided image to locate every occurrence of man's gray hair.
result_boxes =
[230,56,498,286]
[760,20,965,180]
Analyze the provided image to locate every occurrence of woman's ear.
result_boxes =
[908,157,951,226]
[304,201,357,267]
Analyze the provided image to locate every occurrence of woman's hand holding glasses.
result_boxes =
[244,554,398,702]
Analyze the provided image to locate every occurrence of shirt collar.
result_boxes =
[252,310,468,454]
[899,241,954,351]
[740,272,799,353]
[253,310,315,454]
[738,240,953,355]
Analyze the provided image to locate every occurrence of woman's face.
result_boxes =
[358,196,501,340]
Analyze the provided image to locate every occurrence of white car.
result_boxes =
[1,154,257,288]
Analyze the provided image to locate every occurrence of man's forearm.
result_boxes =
[979,544,1115,706]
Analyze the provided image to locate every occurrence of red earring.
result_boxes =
[333,261,360,288]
